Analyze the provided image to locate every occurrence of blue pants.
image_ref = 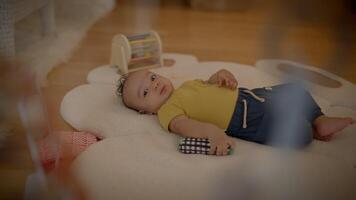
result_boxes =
[225,83,324,148]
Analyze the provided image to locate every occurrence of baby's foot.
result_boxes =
[313,116,355,141]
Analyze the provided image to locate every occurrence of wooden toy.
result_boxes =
[110,31,163,74]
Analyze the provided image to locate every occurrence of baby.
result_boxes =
[117,69,355,156]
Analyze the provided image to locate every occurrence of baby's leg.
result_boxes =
[271,83,355,141]
[256,83,324,122]
[313,116,355,141]
[255,83,316,147]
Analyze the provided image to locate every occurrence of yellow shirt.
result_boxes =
[157,80,238,131]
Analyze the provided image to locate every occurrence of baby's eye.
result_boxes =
[143,88,148,97]
[150,74,157,81]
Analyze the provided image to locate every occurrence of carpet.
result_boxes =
[15,0,116,86]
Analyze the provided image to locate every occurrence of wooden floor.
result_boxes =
[2,0,356,198]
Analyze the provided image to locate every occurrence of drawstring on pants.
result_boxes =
[242,99,248,128]
[241,87,272,129]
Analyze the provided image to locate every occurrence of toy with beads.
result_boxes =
[110,30,163,75]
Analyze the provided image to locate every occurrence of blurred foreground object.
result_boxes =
[0,57,86,199]
[0,57,41,199]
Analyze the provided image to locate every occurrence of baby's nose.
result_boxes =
[153,81,160,89]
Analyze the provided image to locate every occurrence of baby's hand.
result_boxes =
[207,69,238,90]
[208,133,236,156]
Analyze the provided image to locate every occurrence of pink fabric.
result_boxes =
[38,131,101,172]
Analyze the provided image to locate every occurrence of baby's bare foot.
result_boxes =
[313,116,355,141]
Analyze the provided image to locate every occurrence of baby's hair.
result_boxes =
[116,74,128,97]
[116,73,142,113]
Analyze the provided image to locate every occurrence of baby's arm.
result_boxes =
[206,69,238,90]
[169,115,236,156]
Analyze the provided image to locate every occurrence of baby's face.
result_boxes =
[123,69,174,113]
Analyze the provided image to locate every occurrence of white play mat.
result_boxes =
[61,53,356,200]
